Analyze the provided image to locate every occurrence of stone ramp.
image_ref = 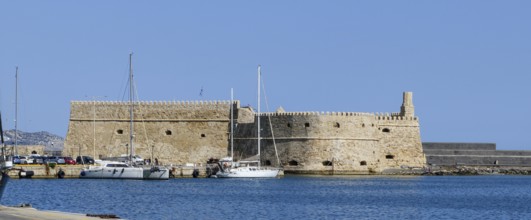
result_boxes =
[0,206,117,220]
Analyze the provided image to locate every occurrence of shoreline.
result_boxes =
[8,164,531,179]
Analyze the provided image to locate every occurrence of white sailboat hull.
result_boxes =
[216,166,279,178]
[143,167,170,179]
[79,161,169,180]
[80,166,144,179]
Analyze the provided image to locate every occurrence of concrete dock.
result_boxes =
[0,205,113,219]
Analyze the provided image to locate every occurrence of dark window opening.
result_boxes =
[382,128,391,133]
[201,134,206,138]
[305,123,310,128]
[287,123,291,128]
[360,161,367,166]
[334,122,340,128]
[165,130,172,135]
[386,155,395,159]
[322,160,333,166]
[265,160,272,166]
[288,160,299,166]
[116,129,124,135]
[362,123,365,127]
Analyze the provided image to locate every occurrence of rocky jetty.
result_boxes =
[422,166,531,175]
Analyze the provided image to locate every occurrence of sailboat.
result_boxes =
[0,111,14,199]
[216,65,280,178]
[0,68,16,198]
[80,53,169,180]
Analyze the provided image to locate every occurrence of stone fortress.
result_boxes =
[64,92,427,174]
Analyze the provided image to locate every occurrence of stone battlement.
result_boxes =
[71,100,238,106]
[258,111,417,121]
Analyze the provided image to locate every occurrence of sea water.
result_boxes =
[2,175,531,219]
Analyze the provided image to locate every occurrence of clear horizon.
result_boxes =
[1,1,530,150]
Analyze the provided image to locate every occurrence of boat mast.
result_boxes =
[257,65,261,169]
[129,53,134,164]
[230,88,234,160]
[14,67,18,156]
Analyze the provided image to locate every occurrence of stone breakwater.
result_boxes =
[422,166,531,176]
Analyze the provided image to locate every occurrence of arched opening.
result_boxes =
[360,161,367,166]
[382,128,391,133]
[386,155,395,159]
[287,123,291,128]
[165,130,172,135]
[116,129,124,135]
[322,160,333,166]
[305,122,310,128]
[334,122,340,128]
[288,160,299,166]
[265,160,272,166]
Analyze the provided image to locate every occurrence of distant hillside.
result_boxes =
[2,130,64,150]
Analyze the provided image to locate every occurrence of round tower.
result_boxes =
[400,92,415,117]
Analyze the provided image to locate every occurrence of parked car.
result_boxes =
[44,156,64,164]
[42,156,52,163]
[56,157,66,164]
[30,156,44,164]
[13,155,28,164]
[63,156,76,165]
[76,156,95,165]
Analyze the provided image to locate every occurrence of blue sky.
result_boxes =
[1,1,530,149]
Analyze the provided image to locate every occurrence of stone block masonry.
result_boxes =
[64,101,232,166]
[64,92,427,174]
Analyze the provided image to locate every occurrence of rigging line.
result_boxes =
[131,77,151,149]
[260,74,281,167]
[118,59,132,102]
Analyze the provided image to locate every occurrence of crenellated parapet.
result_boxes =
[69,100,239,121]
[257,111,418,121]
[71,100,238,107]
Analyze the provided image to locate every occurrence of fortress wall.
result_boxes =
[376,116,426,171]
[65,101,236,165]
[423,142,496,151]
[65,92,426,174]
[422,142,531,166]
[234,109,424,173]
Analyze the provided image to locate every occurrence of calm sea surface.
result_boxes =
[2,175,531,220]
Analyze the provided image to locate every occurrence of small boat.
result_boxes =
[79,53,169,180]
[216,65,280,178]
